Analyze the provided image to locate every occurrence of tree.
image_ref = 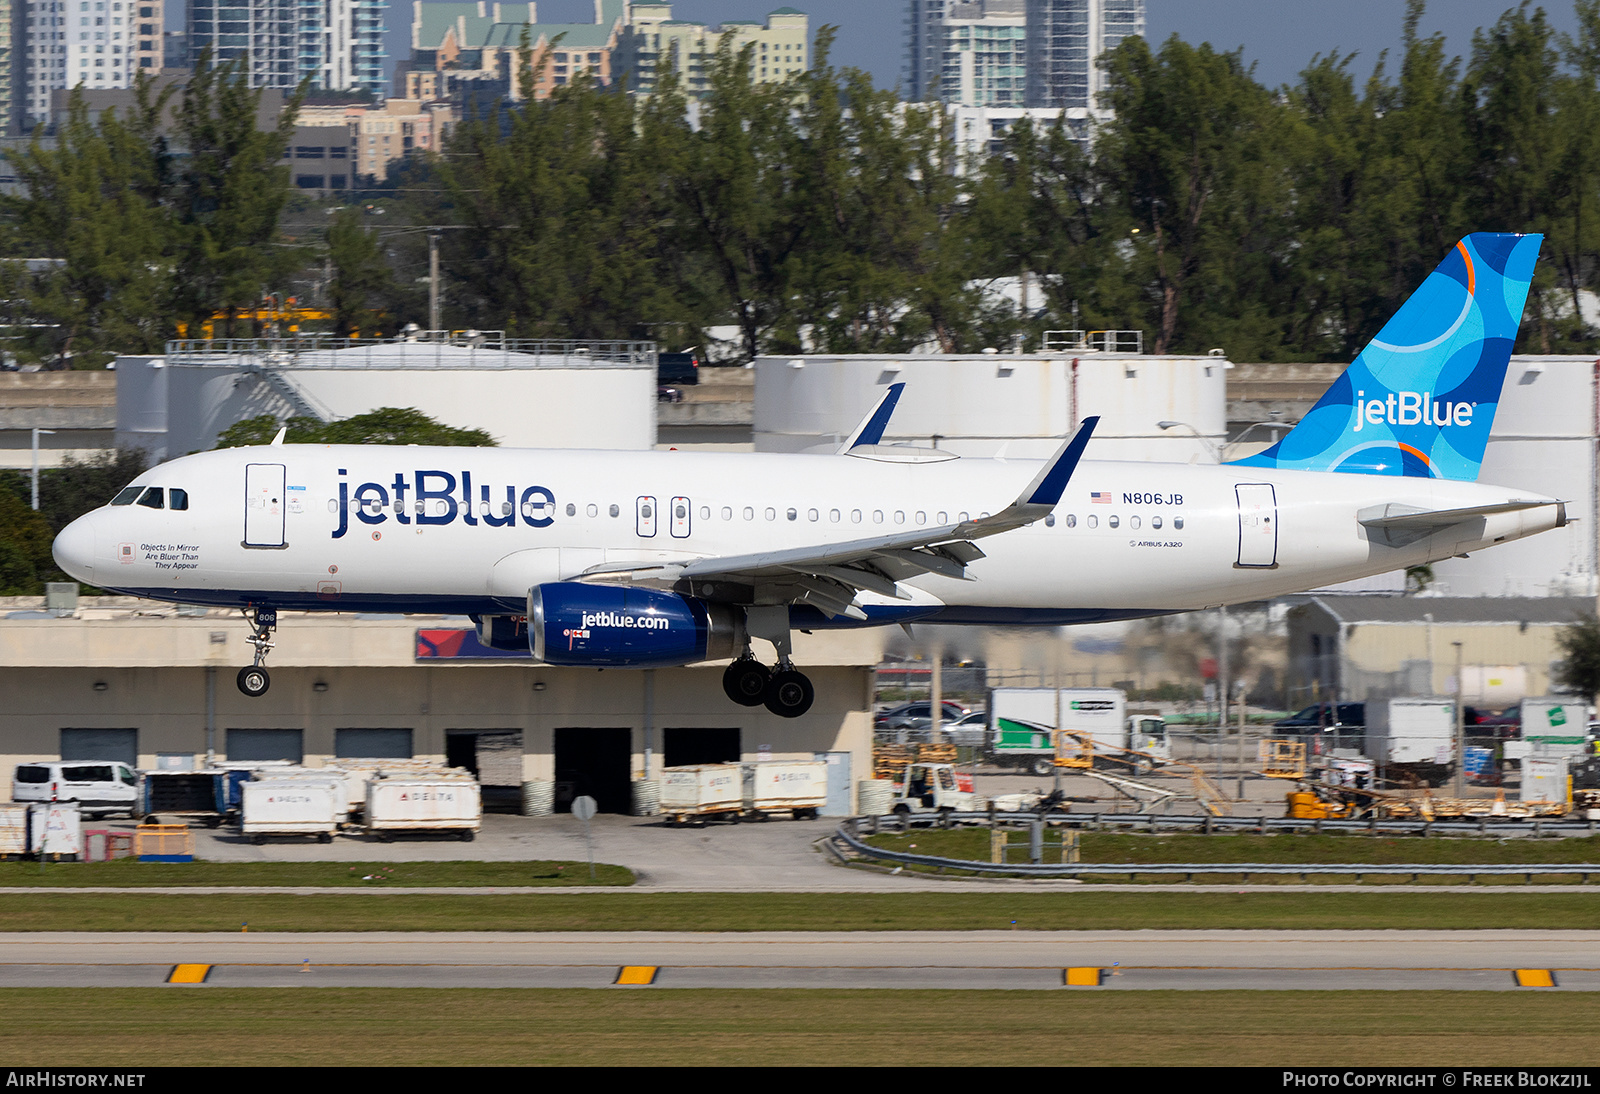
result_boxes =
[168,53,307,337]
[0,488,60,594]
[1554,617,1600,702]
[326,208,393,336]
[215,408,496,449]
[2,80,176,366]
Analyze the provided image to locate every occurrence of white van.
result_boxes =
[13,761,138,816]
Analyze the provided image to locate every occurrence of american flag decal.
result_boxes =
[1090,491,1113,504]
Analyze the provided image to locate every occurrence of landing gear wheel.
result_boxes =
[763,669,814,718]
[237,666,271,697]
[722,659,770,706]
[1031,757,1054,778]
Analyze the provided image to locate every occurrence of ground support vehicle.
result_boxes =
[741,760,827,820]
[366,777,481,840]
[12,761,137,817]
[240,779,342,843]
[987,688,1127,775]
[661,764,743,825]
[26,802,81,858]
[1366,698,1457,786]
[889,762,985,815]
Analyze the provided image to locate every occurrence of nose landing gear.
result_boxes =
[237,607,276,697]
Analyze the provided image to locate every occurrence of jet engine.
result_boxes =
[528,582,744,667]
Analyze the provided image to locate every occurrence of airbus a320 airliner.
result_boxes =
[52,233,1564,718]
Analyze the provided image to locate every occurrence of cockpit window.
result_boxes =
[110,487,141,506]
[169,488,189,511]
[136,487,164,509]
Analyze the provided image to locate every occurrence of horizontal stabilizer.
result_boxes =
[1358,499,1557,547]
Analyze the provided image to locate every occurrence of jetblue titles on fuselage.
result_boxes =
[332,468,556,538]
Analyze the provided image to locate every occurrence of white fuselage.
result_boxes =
[52,444,1563,627]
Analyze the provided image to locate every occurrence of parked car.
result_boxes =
[657,351,700,385]
[942,710,989,747]
[1274,702,1366,733]
[874,700,972,737]
[12,760,138,817]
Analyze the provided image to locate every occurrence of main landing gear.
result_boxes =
[721,606,815,719]
[237,607,277,697]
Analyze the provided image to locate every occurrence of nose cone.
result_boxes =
[53,513,97,584]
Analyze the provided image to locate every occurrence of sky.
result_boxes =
[381,2,1587,93]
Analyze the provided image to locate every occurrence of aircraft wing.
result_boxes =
[577,417,1099,619]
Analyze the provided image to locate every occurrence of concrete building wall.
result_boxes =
[0,602,880,806]
[0,370,116,469]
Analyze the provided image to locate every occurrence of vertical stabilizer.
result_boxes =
[1229,233,1542,480]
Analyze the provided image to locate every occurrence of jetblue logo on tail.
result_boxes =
[1231,233,1541,481]
[1353,391,1474,431]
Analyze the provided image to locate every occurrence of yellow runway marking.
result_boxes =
[614,966,659,985]
[166,964,212,984]
[1514,969,1558,987]
[1063,967,1104,986]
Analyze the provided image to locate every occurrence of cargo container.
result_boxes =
[660,764,743,825]
[366,778,481,840]
[138,770,246,827]
[1365,698,1456,784]
[240,779,342,843]
[27,802,81,858]
[1523,757,1571,804]
[0,805,26,856]
[741,761,827,820]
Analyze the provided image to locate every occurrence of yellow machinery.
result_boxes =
[1260,738,1307,779]
[1285,790,1352,819]
[1052,729,1094,769]
[175,294,348,340]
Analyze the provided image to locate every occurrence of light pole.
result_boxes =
[30,428,53,509]
[1453,641,1465,798]
[1157,420,1223,463]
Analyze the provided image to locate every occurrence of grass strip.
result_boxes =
[1,890,1598,931]
[0,859,634,887]
[0,988,1595,1066]
[868,829,1600,871]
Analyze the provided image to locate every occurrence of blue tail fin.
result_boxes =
[1229,233,1542,481]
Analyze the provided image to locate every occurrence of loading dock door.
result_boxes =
[225,728,303,764]
[335,728,414,759]
[1235,483,1279,568]
[60,728,137,768]
[554,728,631,814]
[447,730,525,813]
[244,463,287,547]
[664,727,741,768]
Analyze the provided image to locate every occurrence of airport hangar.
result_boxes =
[3,338,1596,811]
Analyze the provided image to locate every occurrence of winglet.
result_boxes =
[270,426,287,446]
[1018,416,1098,508]
[837,383,906,454]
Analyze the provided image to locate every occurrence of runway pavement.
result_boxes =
[0,930,1594,991]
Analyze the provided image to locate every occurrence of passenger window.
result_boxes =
[565,503,576,516]
[1174,517,1185,530]
[503,502,514,516]
[1130,515,1141,529]
[850,509,862,523]
[893,511,905,524]
[1065,513,1076,528]
[609,504,620,517]
[829,509,840,522]
[110,487,140,506]
[807,509,818,522]
[958,511,969,522]
[1045,513,1055,527]
[873,510,883,524]
[587,504,598,517]
[700,506,710,520]
[1108,515,1119,529]
[765,508,776,521]
[743,507,754,520]
[119,766,136,786]
[169,488,189,511]
[936,512,947,524]
[1087,515,1098,529]
[721,507,732,520]
[1152,515,1163,529]
[786,508,797,521]
[915,511,925,525]
[136,487,164,509]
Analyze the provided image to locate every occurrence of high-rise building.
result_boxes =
[617,4,809,98]
[18,0,164,129]
[905,0,1025,108]
[1024,0,1143,110]
[401,1,624,103]
[185,0,387,95]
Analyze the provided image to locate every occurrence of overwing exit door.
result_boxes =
[244,463,287,548]
[1235,483,1278,568]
